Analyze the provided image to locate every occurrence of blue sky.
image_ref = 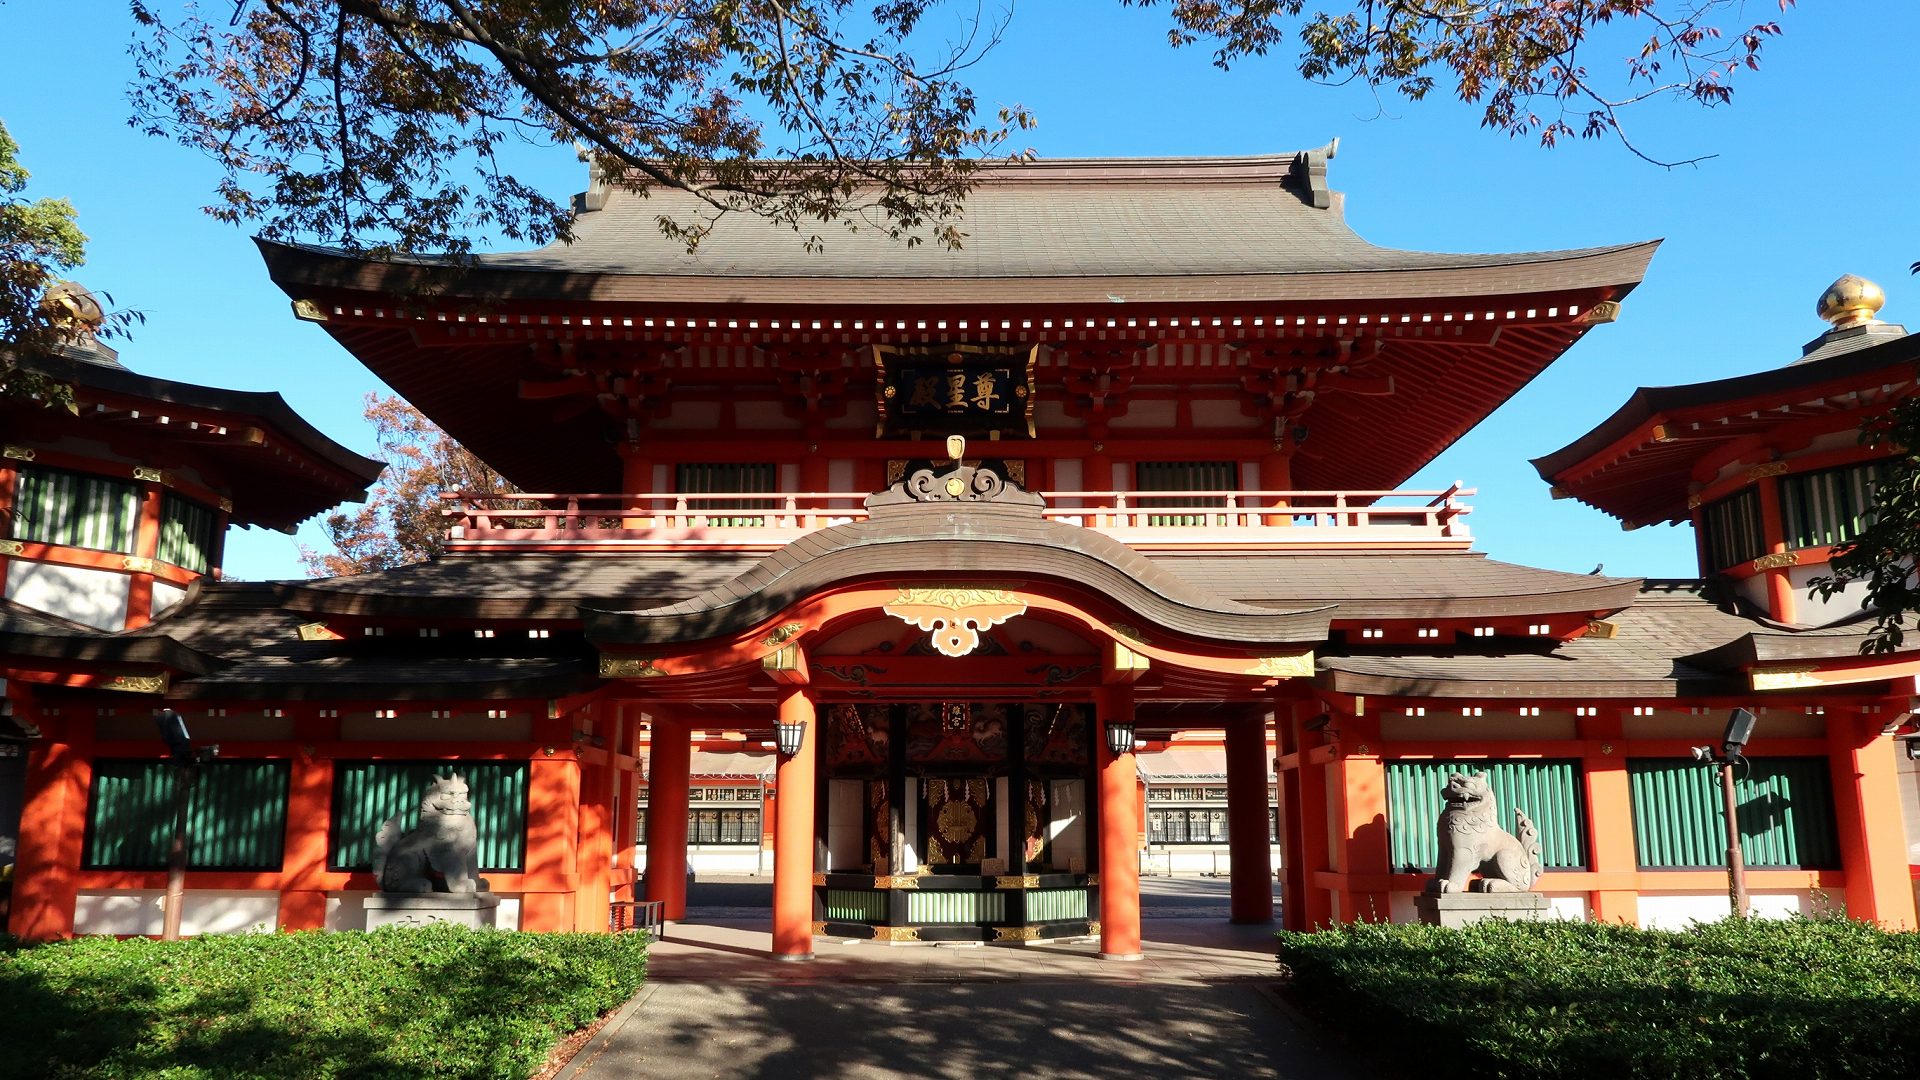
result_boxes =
[3,2,1915,582]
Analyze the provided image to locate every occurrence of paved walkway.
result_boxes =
[556,919,1364,1079]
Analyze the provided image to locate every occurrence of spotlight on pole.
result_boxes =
[1689,707,1756,919]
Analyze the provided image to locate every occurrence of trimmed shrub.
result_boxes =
[0,925,648,1078]
[1278,917,1920,1079]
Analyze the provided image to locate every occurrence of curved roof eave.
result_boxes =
[581,511,1336,649]
[1532,328,1920,488]
[257,237,1659,309]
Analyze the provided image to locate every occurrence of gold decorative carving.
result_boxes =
[1087,920,1101,935]
[0,540,22,556]
[883,586,1027,658]
[874,926,921,942]
[1110,623,1145,644]
[1578,300,1621,325]
[1600,743,1615,756]
[811,921,827,936]
[122,556,154,573]
[296,622,337,642]
[218,496,234,514]
[937,800,979,844]
[132,466,163,482]
[876,875,923,890]
[1746,461,1789,481]
[1649,424,1674,444]
[2,445,34,461]
[762,643,804,674]
[882,384,897,398]
[1585,620,1620,639]
[599,656,666,678]
[1686,493,1703,510]
[762,622,805,647]
[1085,873,1100,886]
[1751,551,1800,572]
[995,926,1040,941]
[1246,653,1315,679]
[886,459,908,485]
[994,875,1041,890]
[1547,486,1570,500]
[101,673,167,694]
[291,299,329,322]
[811,873,827,886]
[1752,665,1822,691]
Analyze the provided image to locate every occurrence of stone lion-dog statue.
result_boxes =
[1424,772,1543,894]
[374,772,491,894]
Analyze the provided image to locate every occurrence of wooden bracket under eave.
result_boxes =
[762,642,810,685]
[1104,641,1149,684]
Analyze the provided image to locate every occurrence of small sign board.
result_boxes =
[874,344,1037,438]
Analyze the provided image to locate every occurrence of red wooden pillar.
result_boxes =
[7,706,91,940]
[1226,714,1274,923]
[643,715,692,920]
[1096,684,1143,960]
[1578,710,1638,925]
[123,479,165,630]
[613,707,639,903]
[771,686,817,960]
[1753,474,1797,624]
[1328,712,1390,922]
[574,707,614,933]
[279,712,336,930]
[522,719,580,933]
[1828,710,1917,928]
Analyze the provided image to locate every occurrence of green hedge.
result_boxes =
[1278,918,1920,1079]
[0,926,647,1078]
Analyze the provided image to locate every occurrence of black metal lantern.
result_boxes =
[775,717,807,758]
[1105,718,1136,757]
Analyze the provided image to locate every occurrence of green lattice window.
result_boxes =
[1780,462,1881,551]
[12,465,141,554]
[1385,759,1589,872]
[1701,488,1766,571]
[1136,461,1234,526]
[676,463,776,527]
[1629,758,1838,869]
[84,759,289,870]
[329,761,529,872]
[157,494,219,573]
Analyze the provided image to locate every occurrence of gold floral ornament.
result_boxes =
[883,587,1027,657]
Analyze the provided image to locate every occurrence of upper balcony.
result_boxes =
[439,486,1474,555]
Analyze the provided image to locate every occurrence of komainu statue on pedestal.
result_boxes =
[1424,773,1542,894]
[374,773,491,894]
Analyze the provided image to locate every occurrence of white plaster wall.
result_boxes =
[74,890,278,936]
[687,847,766,875]
[5,561,129,630]
[151,580,188,619]
[325,891,521,931]
[1048,779,1086,870]
[1787,565,1875,626]
[1636,890,1840,930]
[1899,740,1920,867]
[826,779,863,871]
[1139,847,1283,876]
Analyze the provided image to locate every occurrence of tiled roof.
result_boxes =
[1314,580,1873,697]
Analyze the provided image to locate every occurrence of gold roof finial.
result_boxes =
[1816,274,1886,330]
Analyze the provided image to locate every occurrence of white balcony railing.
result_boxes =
[440,486,1473,552]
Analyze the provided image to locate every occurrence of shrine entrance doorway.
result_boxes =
[817,700,1098,943]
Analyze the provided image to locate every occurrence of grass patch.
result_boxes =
[0,925,647,1078]
[1278,917,1920,1079]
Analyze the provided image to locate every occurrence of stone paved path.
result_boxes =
[555,919,1364,1080]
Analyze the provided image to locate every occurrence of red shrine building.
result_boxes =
[3,150,1916,955]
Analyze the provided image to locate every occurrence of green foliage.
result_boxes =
[0,119,88,407]
[1809,395,1920,652]
[1278,917,1920,1079]
[0,925,648,1078]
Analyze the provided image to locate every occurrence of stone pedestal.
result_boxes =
[1414,891,1550,929]
[365,892,501,930]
